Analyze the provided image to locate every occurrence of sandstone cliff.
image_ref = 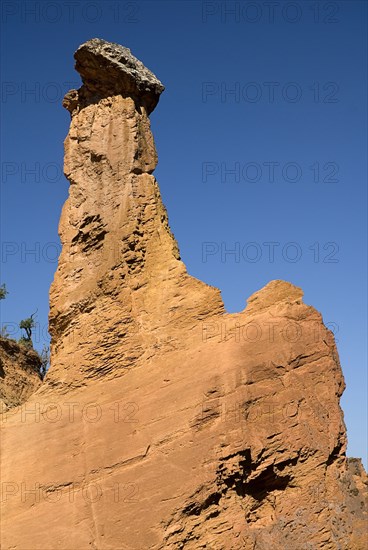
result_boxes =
[0,336,42,410]
[1,39,366,550]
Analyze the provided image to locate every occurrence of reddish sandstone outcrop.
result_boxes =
[0,336,42,410]
[0,39,366,550]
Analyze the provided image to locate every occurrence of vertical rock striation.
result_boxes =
[1,39,366,550]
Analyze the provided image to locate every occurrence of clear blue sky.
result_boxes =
[0,1,366,466]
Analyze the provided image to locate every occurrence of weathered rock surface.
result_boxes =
[63,38,165,116]
[1,39,367,550]
[0,337,42,410]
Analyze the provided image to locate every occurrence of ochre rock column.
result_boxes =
[48,39,224,390]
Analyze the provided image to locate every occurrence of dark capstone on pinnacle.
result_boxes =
[64,38,165,115]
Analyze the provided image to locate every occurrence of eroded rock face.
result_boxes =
[0,337,42,410]
[1,39,366,550]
